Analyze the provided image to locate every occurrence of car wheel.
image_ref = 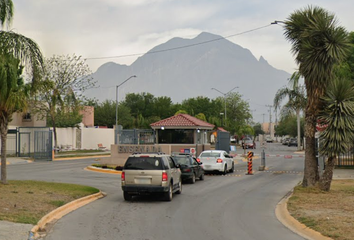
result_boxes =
[190,174,196,184]
[176,180,182,194]
[229,162,234,173]
[199,172,204,180]
[164,184,173,201]
[123,191,132,201]
[222,165,227,175]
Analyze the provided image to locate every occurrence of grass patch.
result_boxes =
[55,149,107,155]
[0,180,99,225]
[288,180,354,240]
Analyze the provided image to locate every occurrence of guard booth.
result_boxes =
[18,127,53,161]
[215,129,230,153]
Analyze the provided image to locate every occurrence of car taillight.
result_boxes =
[121,172,125,181]
[216,158,223,163]
[162,172,168,182]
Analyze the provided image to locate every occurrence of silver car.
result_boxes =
[121,153,182,201]
[197,150,234,174]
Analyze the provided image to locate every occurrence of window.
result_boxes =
[168,157,176,168]
[22,113,32,122]
[158,129,194,144]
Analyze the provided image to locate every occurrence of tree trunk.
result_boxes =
[51,115,58,152]
[302,113,319,187]
[0,114,9,184]
[319,156,336,191]
[296,109,301,151]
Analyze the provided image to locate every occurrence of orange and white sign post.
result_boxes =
[246,151,253,175]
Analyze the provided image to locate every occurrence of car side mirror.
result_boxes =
[176,164,181,168]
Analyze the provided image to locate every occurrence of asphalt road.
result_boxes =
[8,143,306,240]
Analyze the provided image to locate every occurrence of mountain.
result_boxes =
[85,32,291,122]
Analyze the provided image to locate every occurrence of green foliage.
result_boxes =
[319,78,354,157]
[0,0,14,29]
[175,110,188,115]
[194,113,206,121]
[253,124,264,137]
[275,115,304,137]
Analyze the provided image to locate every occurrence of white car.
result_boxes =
[197,150,234,174]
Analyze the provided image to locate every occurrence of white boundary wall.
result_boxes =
[55,126,114,150]
[81,127,114,150]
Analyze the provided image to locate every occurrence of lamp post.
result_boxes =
[211,86,239,126]
[115,75,137,144]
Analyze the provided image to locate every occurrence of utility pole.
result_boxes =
[266,105,273,136]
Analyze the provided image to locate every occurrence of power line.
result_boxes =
[85,24,272,61]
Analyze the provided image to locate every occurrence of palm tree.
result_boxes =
[318,78,354,191]
[274,72,307,150]
[0,0,44,184]
[283,6,351,187]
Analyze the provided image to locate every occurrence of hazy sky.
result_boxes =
[11,0,353,75]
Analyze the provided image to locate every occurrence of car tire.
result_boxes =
[123,191,132,201]
[229,162,234,173]
[190,174,196,184]
[164,184,173,201]
[222,165,227,175]
[199,172,204,180]
[176,180,182,194]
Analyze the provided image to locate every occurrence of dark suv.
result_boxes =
[172,153,204,183]
[121,153,182,201]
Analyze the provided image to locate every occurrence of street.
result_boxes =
[7,142,306,240]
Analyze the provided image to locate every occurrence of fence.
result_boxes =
[336,148,354,167]
[118,129,155,145]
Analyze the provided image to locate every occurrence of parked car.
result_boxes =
[282,138,290,145]
[230,136,236,143]
[243,139,256,149]
[197,150,234,175]
[265,136,273,143]
[121,152,182,201]
[241,137,252,148]
[288,138,298,147]
[172,153,204,183]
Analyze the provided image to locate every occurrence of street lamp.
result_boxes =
[115,75,137,144]
[211,86,239,126]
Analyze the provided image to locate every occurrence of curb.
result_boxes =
[85,166,122,174]
[28,191,106,239]
[53,155,111,161]
[275,191,333,240]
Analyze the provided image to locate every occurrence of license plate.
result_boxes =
[135,178,151,184]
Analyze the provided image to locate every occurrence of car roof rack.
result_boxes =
[132,152,166,155]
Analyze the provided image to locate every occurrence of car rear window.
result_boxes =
[172,156,191,166]
[200,152,220,158]
[124,157,163,170]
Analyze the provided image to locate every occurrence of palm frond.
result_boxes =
[0,30,43,81]
[0,0,14,29]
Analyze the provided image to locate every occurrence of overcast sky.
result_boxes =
[11,0,353,75]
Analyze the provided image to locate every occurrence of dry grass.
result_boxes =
[0,180,99,225]
[288,180,354,240]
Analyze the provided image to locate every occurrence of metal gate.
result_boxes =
[216,131,230,153]
[34,130,53,161]
[118,129,155,145]
[18,127,52,160]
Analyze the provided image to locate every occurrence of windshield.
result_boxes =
[124,157,163,170]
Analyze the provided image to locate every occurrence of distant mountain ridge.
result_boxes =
[85,32,290,120]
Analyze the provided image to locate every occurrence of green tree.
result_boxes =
[195,113,207,121]
[0,0,44,184]
[274,72,307,150]
[32,54,95,150]
[283,6,350,187]
[253,124,265,138]
[318,78,354,191]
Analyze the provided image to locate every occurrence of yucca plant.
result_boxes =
[318,78,354,191]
